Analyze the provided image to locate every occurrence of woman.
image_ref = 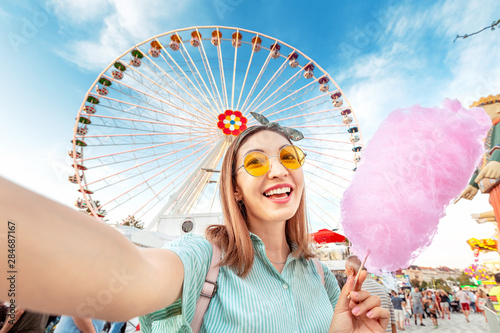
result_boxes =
[0,125,389,332]
[438,290,451,319]
[476,289,488,323]
[423,290,439,328]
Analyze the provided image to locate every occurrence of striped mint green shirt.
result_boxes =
[140,233,340,332]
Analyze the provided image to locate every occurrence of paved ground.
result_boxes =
[396,311,491,332]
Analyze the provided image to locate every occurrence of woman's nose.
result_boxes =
[267,155,288,178]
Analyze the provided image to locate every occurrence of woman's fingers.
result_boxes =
[353,270,367,291]
[350,295,381,317]
[348,290,371,309]
[365,306,390,330]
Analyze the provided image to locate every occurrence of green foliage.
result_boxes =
[458,272,472,286]
[421,281,429,289]
[433,278,451,293]
[410,279,421,288]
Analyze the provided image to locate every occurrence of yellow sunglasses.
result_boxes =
[236,145,306,177]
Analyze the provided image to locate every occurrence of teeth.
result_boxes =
[264,187,291,197]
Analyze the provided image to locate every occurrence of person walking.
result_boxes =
[390,291,406,331]
[456,287,471,322]
[468,290,477,313]
[477,289,488,323]
[423,290,439,328]
[439,290,451,319]
[0,308,49,333]
[409,287,425,326]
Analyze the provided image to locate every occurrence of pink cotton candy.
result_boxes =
[341,99,490,272]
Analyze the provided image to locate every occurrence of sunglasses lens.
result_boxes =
[280,145,305,170]
[244,152,270,177]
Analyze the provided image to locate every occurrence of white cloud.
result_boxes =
[47,0,113,25]
[47,0,205,70]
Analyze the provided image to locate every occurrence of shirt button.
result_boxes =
[283,283,289,290]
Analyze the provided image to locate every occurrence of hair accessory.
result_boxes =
[250,112,304,141]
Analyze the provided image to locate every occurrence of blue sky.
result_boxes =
[1,0,500,269]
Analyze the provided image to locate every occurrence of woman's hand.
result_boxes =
[329,272,390,333]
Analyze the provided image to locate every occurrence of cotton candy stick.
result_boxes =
[347,250,371,300]
[341,99,490,273]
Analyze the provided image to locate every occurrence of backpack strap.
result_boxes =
[191,242,221,333]
[312,258,325,287]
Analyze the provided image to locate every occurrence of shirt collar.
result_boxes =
[249,232,300,260]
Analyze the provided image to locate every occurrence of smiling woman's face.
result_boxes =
[234,130,304,226]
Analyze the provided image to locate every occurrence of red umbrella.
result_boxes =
[311,229,346,243]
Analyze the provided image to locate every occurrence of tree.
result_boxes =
[421,281,429,290]
[434,278,451,293]
[454,19,500,42]
[410,279,421,289]
[458,272,472,286]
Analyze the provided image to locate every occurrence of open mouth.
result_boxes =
[263,187,292,199]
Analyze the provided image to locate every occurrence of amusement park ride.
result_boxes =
[461,94,500,285]
[68,26,364,247]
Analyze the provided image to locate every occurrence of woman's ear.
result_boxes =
[234,185,243,202]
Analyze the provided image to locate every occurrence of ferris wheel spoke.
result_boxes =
[260,81,320,116]
[307,201,336,229]
[307,185,341,210]
[216,31,229,110]
[96,90,214,127]
[274,107,340,123]
[209,180,220,212]
[305,174,342,201]
[307,158,356,174]
[82,123,213,140]
[267,79,321,113]
[81,133,214,163]
[263,85,325,118]
[303,148,355,165]
[139,48,218,118]
[304,170,349,196]
[88,114,214,131]
[109,65,215,125]
[306,161,352,185]
[86,138,216,187]
[230,29,240,111]
[177,38,223,113]
[239,49,273,114]
[306,190,339,223]
[235,34,259,111]
[103,150,205,214]
[101,77,214,126]
[271,94,338,123]
[303,137,353,144]
[197,32,225,113]
[128,140,219,216]
[158,39,219,118]
[243,56,291,115]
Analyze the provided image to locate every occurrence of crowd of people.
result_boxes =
[387,278,495,330]
[0,307,140,333]
[337,259,500,332]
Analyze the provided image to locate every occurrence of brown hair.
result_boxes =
[206,126,314,277]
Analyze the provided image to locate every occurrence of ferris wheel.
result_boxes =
[69,26,363,234]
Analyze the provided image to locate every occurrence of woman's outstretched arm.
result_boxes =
[0,176,184,321]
